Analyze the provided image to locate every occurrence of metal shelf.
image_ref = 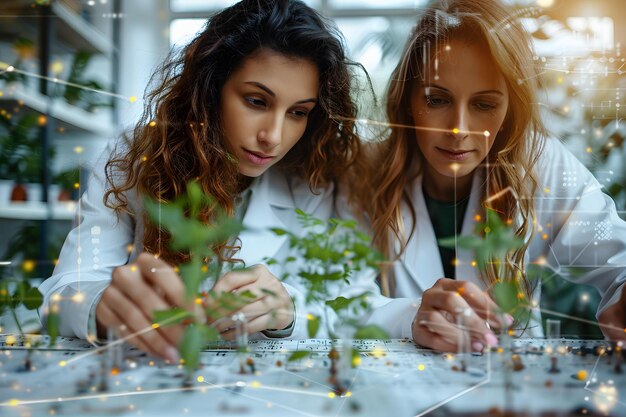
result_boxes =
[0,201,77,221]
[0,0,113,55]
[0,82,114,137]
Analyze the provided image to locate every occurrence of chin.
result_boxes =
[239,166,269,178]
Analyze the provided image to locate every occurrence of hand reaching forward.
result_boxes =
[96,253,195,363]
[208,264,295,340]
[412,278,512,352]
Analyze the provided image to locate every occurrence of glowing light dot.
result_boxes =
[307,314,315,320]
[59,361,67,367]
[557,77,563,84]
[345,391,353,397]
[22,259,36,272]
[474,214,481,221]
[8,399,20,406]
[450,163,460,172]
[130,265,137,272]
[38,115,47,126]
[73,182,80,189]
[471,261,477,267]
[201,265,208,273]
[72,292,85,303]
[50,61,64,74]
[51,293,62,302]
[194,298,202,305]
[151,323,159,329]
[452,258,459,266]
[483,130,490,137]
[7,66,15,72]
[542,233,548,240]
[251,381,261,388]
[445,45,451,51]
[128,96,137,103]
[141,156,148,162]
[197,376,204,382]
[484,226,491,233]
[74,146,84,154]
[149,121,156,127]
[328,392,336,399]
[418,364,426,371]
[352,356,362,367]
[586,147,592,153]
[544,187,550,194]
[452,128,460,134]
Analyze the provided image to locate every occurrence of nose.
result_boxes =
[449,106,470,140]
[257,112,283,149]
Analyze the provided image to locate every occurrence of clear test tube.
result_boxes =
[456,308,472,372]
[107,326,124,372]
[232,312,250,373]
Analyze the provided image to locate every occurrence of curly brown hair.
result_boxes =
[103,0,360,266]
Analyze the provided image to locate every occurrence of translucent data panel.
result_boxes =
[171,0,320,13]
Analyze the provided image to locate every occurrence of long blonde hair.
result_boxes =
[355,0,547,296]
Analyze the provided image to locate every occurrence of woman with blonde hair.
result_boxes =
[39,0,367,362]
[353,0,626,351]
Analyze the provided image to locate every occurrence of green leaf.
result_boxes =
[325,294,368,313]
[287,351,310,362]
[307,314,320,338]
[153,308,192,326]
[47,311,60,347]
[492,281,521,314]
[22,287,42,310]
[270,228,288,236]
[179,324,204,370]
[354,325,389,340]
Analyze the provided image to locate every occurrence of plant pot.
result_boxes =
[10,183,27,201]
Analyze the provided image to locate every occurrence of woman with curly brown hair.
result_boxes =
[39,0,363,362]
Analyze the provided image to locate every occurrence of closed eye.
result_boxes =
[473,101,498,111]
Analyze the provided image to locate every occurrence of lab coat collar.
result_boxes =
[236,168,294,267]
[399,169,484,291]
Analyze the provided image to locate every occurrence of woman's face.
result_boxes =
[410,38,509,191]
[220,49,319,178]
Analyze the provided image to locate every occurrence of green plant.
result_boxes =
[0,275,60,370]
[269,210,389,352]
[63,51,113,112]
[143,181,259,375]
[0,37,33,86]
[1,222,65,280]
[439,209,530,327]
[0,112,56,183]
[53,167,80,200]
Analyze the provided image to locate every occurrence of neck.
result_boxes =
[236,175,254,194]
[423,168,474,202]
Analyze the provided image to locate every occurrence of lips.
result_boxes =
[243,149,275,166]
[436,147,474,161]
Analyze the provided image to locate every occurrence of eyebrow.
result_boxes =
[244,81,318,104]
[424,84,504,96]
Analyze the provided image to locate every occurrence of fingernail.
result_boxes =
[505,314,514,326]
[485,333,499,347]
[472,341,484,352]
[164,346,180,364]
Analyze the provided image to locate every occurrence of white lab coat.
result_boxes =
[38,142,380,341]
[359,138,626,339]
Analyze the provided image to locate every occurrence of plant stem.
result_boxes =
[10,307,24,336]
